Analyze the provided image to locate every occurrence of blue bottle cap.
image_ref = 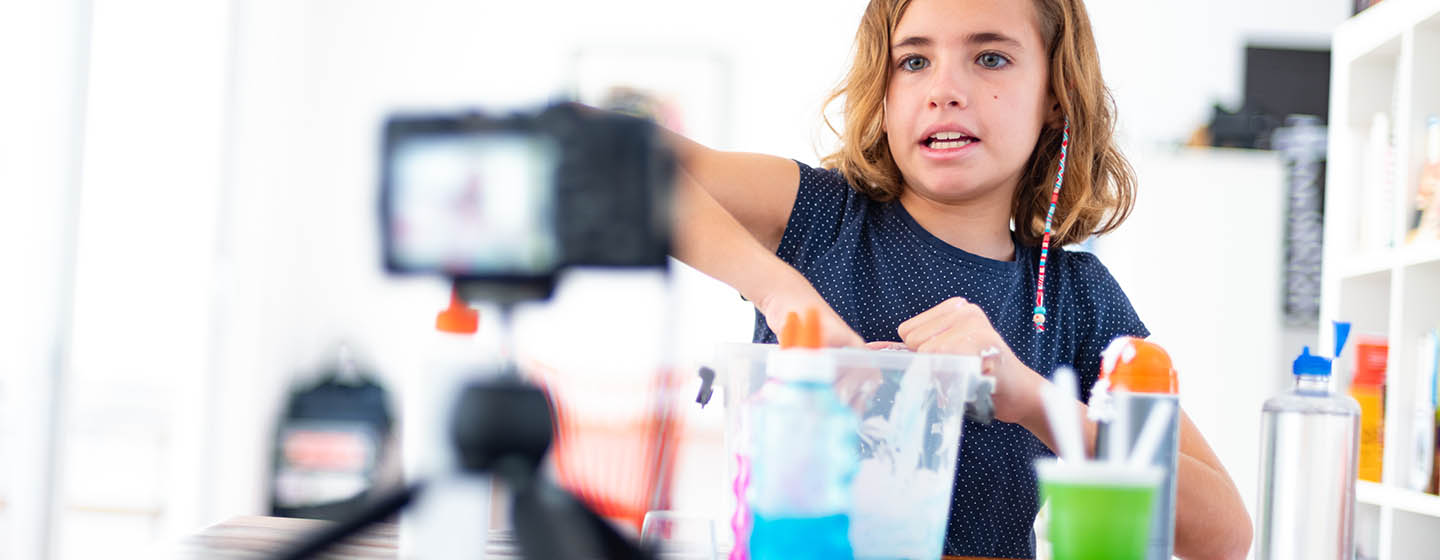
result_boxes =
[1293,346,1331,377]
[1333,321,1352,361]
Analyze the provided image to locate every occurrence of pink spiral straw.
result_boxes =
[729,453,752,560]
[1033,117,1071,332]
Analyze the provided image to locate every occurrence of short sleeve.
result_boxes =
[774,160,870,271]
[1065,250,1150,401]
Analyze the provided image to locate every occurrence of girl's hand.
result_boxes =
[751,267,864,348]
[897,297,1044,424]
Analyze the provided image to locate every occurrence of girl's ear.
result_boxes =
[1046,94,1063,128]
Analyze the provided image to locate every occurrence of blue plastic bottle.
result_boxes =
[747,310,858,560]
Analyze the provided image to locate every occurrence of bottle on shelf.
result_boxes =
[1256,321,1361,560]
[1352,335,1389,483]
[1410,330,1439,492]
[1408,115,1440,244]
[1361,113,1396,252]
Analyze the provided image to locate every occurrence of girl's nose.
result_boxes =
[929,97,966,109]
[927,67,969,110]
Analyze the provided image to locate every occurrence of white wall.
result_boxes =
[1089,0,1349,146]
[0,1,90,558]
[1093,147,1304,529]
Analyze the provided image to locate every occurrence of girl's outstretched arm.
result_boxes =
[671,166,862,348]
[1168,412,1253,560]
[661,130,800,252]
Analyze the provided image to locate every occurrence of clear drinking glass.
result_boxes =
[639,510,721,560]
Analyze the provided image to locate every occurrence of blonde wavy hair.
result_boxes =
[820,0,1136,248]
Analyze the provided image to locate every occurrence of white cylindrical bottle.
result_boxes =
[1256,322,1361,560]
[400,290,495,560]
[1407,333,1438,491]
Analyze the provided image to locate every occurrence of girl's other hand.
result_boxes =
[897,297,1044,424]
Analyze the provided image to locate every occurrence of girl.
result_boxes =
[668,0,1251,558]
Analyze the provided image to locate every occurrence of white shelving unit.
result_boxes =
[1325,1,1440,558]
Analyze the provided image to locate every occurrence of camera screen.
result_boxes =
[387,133,561,276]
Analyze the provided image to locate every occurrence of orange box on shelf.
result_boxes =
[1352,336,1389,483]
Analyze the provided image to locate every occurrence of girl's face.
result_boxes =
[884,0,1055,206]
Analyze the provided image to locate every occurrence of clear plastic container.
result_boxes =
[717,343,992,560]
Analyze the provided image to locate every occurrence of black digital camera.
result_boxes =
[380,103,675,289]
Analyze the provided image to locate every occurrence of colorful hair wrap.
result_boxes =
[1033,117,1069,332]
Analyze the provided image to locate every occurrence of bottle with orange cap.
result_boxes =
[1088,337,1181,560]
[747,308,859,560]
[400,285,496,560]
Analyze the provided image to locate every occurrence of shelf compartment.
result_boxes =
[1357,500,1382,560]
[1357,480,1440,517]
[1397,241,1440,268]
[1344,36,1401,130]
[1338,270,1392,336]
[1334,241,1440,279]
[1338,248,1398,278]
[1400,259,1440,330]
[1331,46,1402,257]
[1392,508,1440,556]
[1397,20,1440,252]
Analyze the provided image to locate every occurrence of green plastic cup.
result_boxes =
[1036,459,1163,560]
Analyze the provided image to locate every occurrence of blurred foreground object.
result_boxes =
[271,101,676,559]
[271,345,395,522]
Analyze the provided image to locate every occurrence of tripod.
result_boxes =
[274,289,656,560]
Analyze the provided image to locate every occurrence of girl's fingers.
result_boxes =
[897,305,953,348]
[865,341,909,351]
[915,335,975,357]
[896,298,954,339]
[911,315,990,356]
[899,298,972,349]
[897,297,970,336]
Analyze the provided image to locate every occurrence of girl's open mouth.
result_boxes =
[921,131,979,155]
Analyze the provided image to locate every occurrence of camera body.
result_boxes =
[380,103,674,293]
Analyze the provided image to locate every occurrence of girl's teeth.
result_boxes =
[930,139,974,150]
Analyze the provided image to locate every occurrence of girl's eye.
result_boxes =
[977,52,1011,69]
[899,55,930,72]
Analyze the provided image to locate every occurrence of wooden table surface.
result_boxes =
[183,515,1012,560]
[182,516,399,559]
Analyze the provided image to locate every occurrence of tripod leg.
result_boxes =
[272,482,423,560]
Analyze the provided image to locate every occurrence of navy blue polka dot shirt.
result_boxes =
[752,161,1149,559]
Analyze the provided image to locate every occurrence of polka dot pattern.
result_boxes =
[751,161,1149,559]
